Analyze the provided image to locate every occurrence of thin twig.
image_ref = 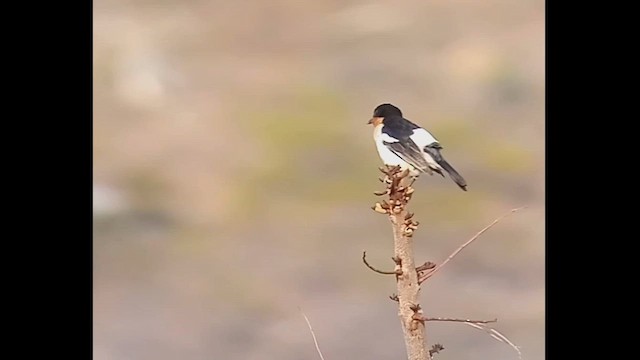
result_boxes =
[419,207,525,283]
[362,251,399,275]
[464,323,522,360]
[299,308,326,360]
[425,317,497,324]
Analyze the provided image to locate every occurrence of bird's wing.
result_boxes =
[380,119,435,173]
[422,142,444,162]
[382,136,430,172]
[422,143,445,176]
[408,128,439,149]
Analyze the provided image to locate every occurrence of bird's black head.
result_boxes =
[373,103,403,118]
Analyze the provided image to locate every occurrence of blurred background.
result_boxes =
[93,0,544,359]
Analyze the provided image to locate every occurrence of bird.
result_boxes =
[367,103,467,191]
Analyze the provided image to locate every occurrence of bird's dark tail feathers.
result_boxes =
[437,158,467,191]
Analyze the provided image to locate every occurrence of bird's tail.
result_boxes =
[437,158,467,191]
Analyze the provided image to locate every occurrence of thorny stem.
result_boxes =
[369,166,524,360]
[373,166,430,360]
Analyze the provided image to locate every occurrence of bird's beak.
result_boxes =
[368,117,382,125]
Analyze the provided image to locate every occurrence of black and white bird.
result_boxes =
[367,103,467,191]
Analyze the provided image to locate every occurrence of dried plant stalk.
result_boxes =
[367,166,524,360]
[377,166,430,360]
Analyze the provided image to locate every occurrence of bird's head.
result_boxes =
[368,103,403,125]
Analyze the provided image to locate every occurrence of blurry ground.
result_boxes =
[93,1,544,359]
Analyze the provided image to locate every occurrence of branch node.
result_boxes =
[389,293,399,302]
[415,261,436,272]
[429,344,445,357]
